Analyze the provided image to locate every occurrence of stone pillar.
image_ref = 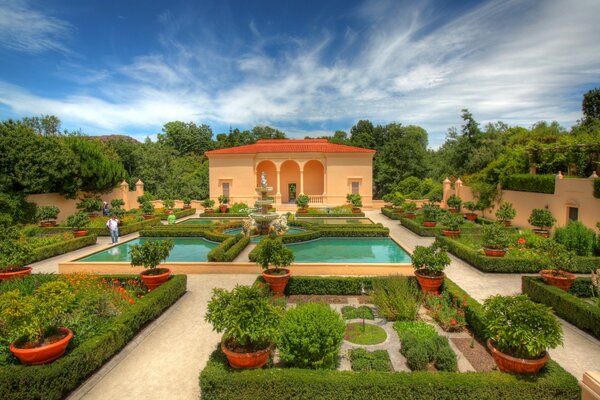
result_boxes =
[275,167,282,205]
[557,171,564,180]
[135,180,144,207]
[300,168,304,195]
[119,180,130,210]
[442,177,451,208]
[455,178,463,199]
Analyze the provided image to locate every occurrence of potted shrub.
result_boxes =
[204,284,282,369]
[349,194,363,213]
[463,201,478,221]
[382,193,394,208]
[141,201,155,219]
[483,294,563,373]
[76,196,102,217]
[411,243,451,293]
[421,203,441,227]
[391,193,406,214]
[111,198,125,209]
[202,199,215,214]
[0,240,33,281]
[535,239,577,291]
[137,194,152,207]
[36,205,60,227]
[440,212,464,238]
[129,239,174,290]
[528,208,556,237]
[182,197,192,209]
[446,195,462,213]
[482,223,510,257]
[295,194,309,213]
[66,211,90,237]
[163,199,175,215]
[495,202,516,227]
[218,195,229,213]
[0,280,75,364]
[254,235,295,297]
[110,198,126,225]
[402,202,418,219]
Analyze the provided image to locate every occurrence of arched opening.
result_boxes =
[255,161,277,197]
[280,160,301,203]
[303,160,324,196]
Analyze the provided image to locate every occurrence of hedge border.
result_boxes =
[295,212,366,218]
[0,275,187,400]
[208,234,251,262]
[28,234,98,265]
[160,208,196,220]
[42,217,162,236]
[522,277,600,340]
[140,227,232,242]
[400,217,484,238]
[198,212,249,218]
[500,174,556,194]
[381,207,402,220]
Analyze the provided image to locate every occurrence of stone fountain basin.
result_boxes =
[251,213,279,222]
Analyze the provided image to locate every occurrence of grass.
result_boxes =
[344,322,387,345]
[349,348,393,372]
[341,305,374,320]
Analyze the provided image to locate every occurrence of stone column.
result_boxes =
[442,177,451,207]
[119,180,130,210]
[455,178,463,199]
[135,180,144,207]
[300,168,304,195]
[276,166,282,205]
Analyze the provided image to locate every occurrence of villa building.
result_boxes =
[205,139,375,208]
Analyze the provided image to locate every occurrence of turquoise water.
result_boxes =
[179,218,242,225]
[79,237,219,262]
[287,238,411,263]
[295,218,373,225]
[224,227,305,243]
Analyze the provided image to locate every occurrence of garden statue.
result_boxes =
[261,171,267,187]
[269,215,289,236]
[242,217,259,236]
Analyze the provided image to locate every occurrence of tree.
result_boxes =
[583,88,600,125]
[21,115,62,136]
[157,121,214,156]
[251,125,286,141]
[350,120,375,149]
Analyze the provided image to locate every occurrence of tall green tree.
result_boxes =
[157,121,214,156]
[251,126,286,140]
[582,88,600,125]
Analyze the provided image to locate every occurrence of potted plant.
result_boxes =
[163,199,175,215]
[111,198,125,209]
[411,242,451,293]
[528,208,556,237]
[66,211,90,237]
[402,202,418,219]
[76,196,102,217]
[463,201,478,221]
[202,199,215,214]
[182,197,192,209]
[110,198,126,225]
[421,203,441,227]
[446,195,462,213]
[295,194,309,213]
[482,223,510,257]
[440,212,464,238]
[391,193,406,214]
[204,284,282,369]
[483,294,563,373]
[0,280,75,364]
[129,239,174,290]
[254,235,295,297]
[217,195,229,213]
[535,239,577,291]
[36,205,60,227]
[495,202,516,227]
[137,194,153,207]
[382,193,394,208]
[140,201,155,219]
[348,194,363,213]
[0,240,33,280]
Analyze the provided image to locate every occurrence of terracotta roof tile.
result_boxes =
[206,139,375,155]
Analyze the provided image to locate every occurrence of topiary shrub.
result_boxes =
[528,208,556,231]
[554,221,597,256]
[277,302,345,369]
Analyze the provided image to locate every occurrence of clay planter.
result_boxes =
[404,213,416,220]
[414,269,445,294]
[465,213,478,221]
[182,205,192,209]
[140,268,171,291]
[10,327,73,365]
[219,205,228,213]
[39,220,57,228]
[503,220,512,227]
[297,208,308,214]
[352,207,362,214]
[73,230,88,237]
[143,214,155,220]
[0,266,32,281]
[449,208,460,214]
[533,229,550,238]
[442,229,461,239]
[484,248,506,257]
[487,339,549,374]
[422,221,437,228]
[540,269,576,292]
[262,268,291,297]
[204,208,214,214]
[221,340,273,369]
[165,209,174,215]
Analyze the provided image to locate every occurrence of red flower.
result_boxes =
[450,319,457,325]
[517,238,526,245]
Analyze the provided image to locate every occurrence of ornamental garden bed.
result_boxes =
[295,205,365,218]
[0,274,187,400]
[159,207,196,220]
[44,214,162,236]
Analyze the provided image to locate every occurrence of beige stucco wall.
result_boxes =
[207,152,374,207]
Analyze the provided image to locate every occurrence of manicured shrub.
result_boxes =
[395,321,457,372]
[434,340,458,372]
[481,223,510,250]
[349,349,392,372]
[405,343,430,370]
[528,208,556,230]
[229,202,250,214]
[207,234,250,262]
[276,276,372,295]
[277,302,345,369]
[160,208,196,220]
[28,235,97,264]
[36,205,60,222]
[554,221,597,256]
[371,276,421,321]
[381,207,401,220]
[495,202,516,223]
[501,174,556,194]
[446,195,462,210]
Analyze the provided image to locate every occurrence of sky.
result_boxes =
[0,0,599,147]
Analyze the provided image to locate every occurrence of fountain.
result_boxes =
[243,172,288,237]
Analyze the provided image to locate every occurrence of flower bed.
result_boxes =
[0,274,187,400]
[522,277,600,340]
[400,216,482,237]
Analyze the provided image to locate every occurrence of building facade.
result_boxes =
[205,139,375,208]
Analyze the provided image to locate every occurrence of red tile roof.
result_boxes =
[205,139,375,155]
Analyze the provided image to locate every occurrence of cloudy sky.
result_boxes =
[0,0,599,147]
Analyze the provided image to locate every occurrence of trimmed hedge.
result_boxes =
[501,174,556,194]
[400,217,483,238]
[381,207,402,220]
[198,212,249,218]
[207,234,250,262]
[255,275,373,295]
[160,208,196,220]
[296,212,366,218]
[43,218,162,236]
[0,275,187,400]
[522,277,600,340]
[436,235,596,273]
[28,234,97,264]
[140,227,231,242]
[594,178,600,199]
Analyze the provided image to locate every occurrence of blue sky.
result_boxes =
[0,0,599,147]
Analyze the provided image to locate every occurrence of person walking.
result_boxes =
[102,201,110,216]
[106,214,120,243]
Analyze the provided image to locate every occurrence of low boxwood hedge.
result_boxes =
[381,207,402,220]
[500,174,556,194]
[198,212,249,218]
[43,218,162,236]
[28,234,98,264]
[160,208,196,220]
[0,275,187,400]
[296,212,366,218]
[522,277,600,340]
[140,227,231,242]
[255,275,373,295]
[207,234,250,262]
[400,217,484,238]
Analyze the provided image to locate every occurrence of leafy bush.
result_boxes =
[349,349,392,372]
[446,195,462,210]
[129,240,174,271]
[463,201,478,212]
[111,198,125,208]
[346,194,362,208]
[296,194,309,209]
[395,321,457,372]
[501,174,556,194]
[141,202,155,215]
[402,201,418,214]
[229,202,249,214]
[554,221,597,256]
[424,292,466,331]
[371,276,421,321]
[341,306,374,320]
[36,205,60,222]
[163,199,175,209]
[528,208,556,230]
[534,239,575,272]
[217,195,229,205]
[253,236,294,272]
[481,223,510,250]
[277,302,345,369]
[137,194,153,205]
[65,211,90,230]
[411,243,451,274]
[421,203,441,222]
[76,197,102,213]
[495,202,516,222]
[202,199,215,208]
[440,212,464,231]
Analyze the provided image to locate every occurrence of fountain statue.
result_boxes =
[242,172,288,237]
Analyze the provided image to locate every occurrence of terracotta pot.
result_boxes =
[140,268,171,291]
[204,208,214,214]
[165,209,174,215]
[73,230,88,237]
[221,340,272,369]
[0,266,32,281]
[484,248,506,257]
[540,269,576,291]
[465,213,478,221]
[262,268,291,297]
[39,220,57,228]
[219,205,228,213]
[414,269,445,294]
[182,205,192,209]
[404,213,416,220]
[487,339,549,374]
[503,220,512,227]
[422,221,437,228]
[533,229,550,238]
[10,327,73,365]
[297,208,308,214]
[449,208,459,214]
[143,214,155,220]
[352,207,361,213]
[442,229,461,239]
